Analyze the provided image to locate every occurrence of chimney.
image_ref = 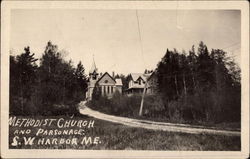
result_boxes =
[112,71,115,78]
[100,72,103,76]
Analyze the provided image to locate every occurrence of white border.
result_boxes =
[1,1,249,158]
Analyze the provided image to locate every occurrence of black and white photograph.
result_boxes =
[1,1,249,158]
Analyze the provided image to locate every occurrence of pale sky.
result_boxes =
[10,9,241,75]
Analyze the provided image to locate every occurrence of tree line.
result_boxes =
[10,41,88,116]
[10,40,241,123]
[155,41,241,123]
[89,41,241,124]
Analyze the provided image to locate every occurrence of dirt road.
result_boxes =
[78,101,240,136]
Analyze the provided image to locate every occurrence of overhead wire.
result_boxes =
[136,9,146,68]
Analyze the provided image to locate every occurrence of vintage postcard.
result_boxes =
[1,1,249,158]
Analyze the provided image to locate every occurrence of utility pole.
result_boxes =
[136,8,147,116]
[139,80,147,116]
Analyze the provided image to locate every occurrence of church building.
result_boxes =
[86,59,123,100]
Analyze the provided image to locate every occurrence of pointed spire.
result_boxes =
[89,54,97,74]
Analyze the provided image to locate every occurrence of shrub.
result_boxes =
[88,89,240,125]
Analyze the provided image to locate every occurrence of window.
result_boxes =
[139,80,141,85]
[107,86,110,94]
[111,86,113,93]
[105,80,108,83]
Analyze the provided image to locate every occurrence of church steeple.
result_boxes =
[89,57,97,74]
[89,55,98,79]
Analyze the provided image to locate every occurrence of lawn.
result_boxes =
[9,115,240,150]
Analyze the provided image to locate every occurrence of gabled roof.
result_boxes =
[136,76,145,82]
[130,73,144,82]
[96,72,116,84]
[129,73,151,82]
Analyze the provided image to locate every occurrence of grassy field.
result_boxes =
[9,115,240,150]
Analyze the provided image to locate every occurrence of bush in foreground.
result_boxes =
[88,91,240,128]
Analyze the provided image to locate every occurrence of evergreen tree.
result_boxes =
[38,41,64,109]
[119,74,129,93]
[157,49,178,101]
[114,74,120,78]
[74,61,88,101]
[196,41,215,91]
[187,45,198,92]
[92,83,101,101]
[179,53,189,95]
[210,49,241,121]
[10,47,38,115]
[38,41,87,115]
[156,41,241,122]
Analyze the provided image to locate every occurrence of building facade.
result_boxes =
[126,72,157,96]
[126,73,146,95]
[86,60,123,100]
